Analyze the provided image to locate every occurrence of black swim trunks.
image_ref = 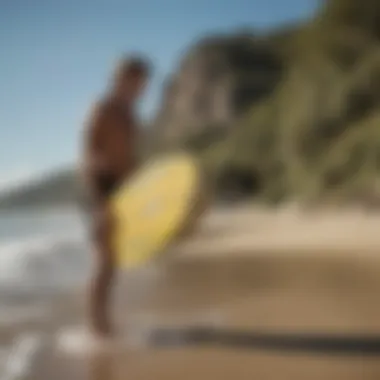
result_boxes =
[79,171,121,220]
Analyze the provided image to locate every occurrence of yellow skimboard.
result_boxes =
[111,152,207,270]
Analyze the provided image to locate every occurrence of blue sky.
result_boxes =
[0,0,318,186]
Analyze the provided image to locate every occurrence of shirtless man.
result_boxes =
[81,56,150,339]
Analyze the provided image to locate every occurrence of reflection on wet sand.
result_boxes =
[87,351,115,380]
[24,248,380,380]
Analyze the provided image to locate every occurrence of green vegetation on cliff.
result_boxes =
[184,0,380,204]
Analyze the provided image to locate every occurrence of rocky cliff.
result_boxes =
[152,32,284,151]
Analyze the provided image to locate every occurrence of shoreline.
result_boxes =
[3,204,380,379]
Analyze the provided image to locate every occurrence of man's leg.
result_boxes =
[88,206,116,337]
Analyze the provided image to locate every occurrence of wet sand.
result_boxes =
[23,268,380,380]
[31,346,380,380]
[5,206,380,380]
[21,268,380,379]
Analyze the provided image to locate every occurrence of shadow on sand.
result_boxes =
[149,326,380,356]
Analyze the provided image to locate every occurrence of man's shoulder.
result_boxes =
[86,97,121,129]
[90,97,118,118]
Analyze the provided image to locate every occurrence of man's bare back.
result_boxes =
[80,56,150,338]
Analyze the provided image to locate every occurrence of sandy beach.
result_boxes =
[3,205,380,380]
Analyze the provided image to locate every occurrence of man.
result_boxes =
[80,55,150,339]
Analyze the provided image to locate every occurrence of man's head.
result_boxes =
[111,55,151,102]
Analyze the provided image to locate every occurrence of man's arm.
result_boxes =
[84,103,117,202]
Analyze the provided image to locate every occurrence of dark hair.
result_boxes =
[114,55,151,81]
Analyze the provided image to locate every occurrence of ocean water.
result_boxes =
[0,209,90,301]
[0,209,93,376]
[0,208,167,377]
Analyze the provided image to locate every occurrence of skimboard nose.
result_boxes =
[111,152,207,270]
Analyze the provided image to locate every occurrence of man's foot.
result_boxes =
[57,326,119,355]
[88,330,117,352]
